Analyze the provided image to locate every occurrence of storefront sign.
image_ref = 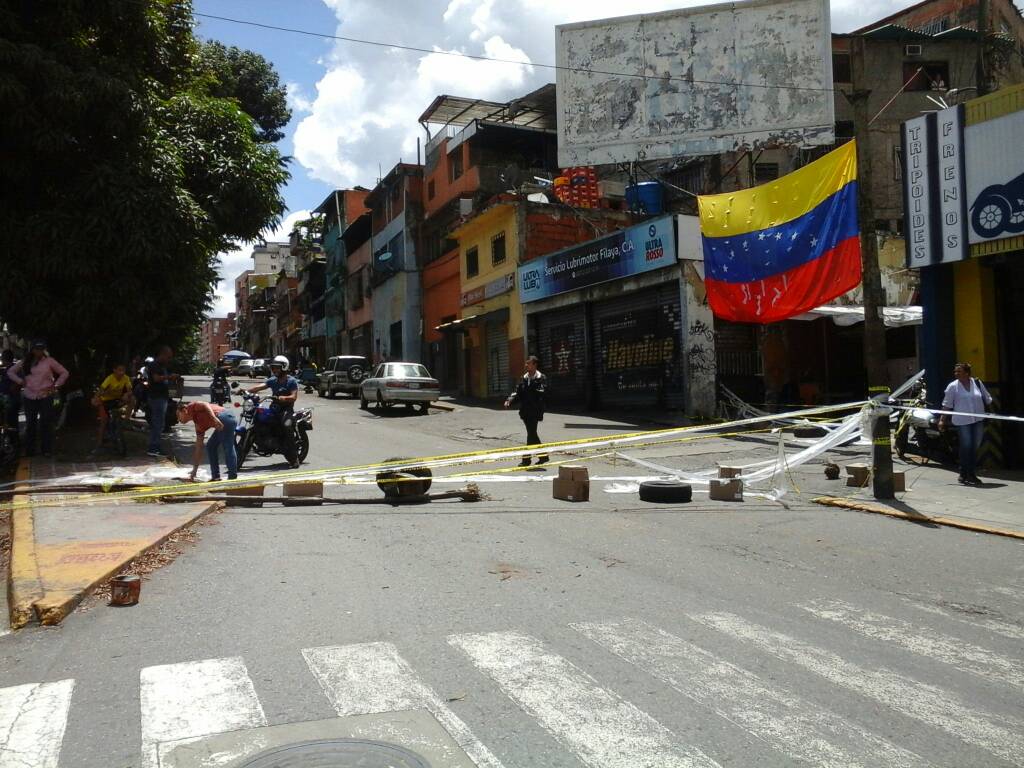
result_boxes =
[965,107,1024,245]
[902,105,969,267]
[518,215,677,303]
[600,307,676,395]
[461,273,514,307]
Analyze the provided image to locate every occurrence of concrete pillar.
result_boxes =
[680,261,717,418]
[919,263,956,407]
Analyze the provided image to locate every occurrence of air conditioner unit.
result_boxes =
[905,44,923,56]
[459,197,473,216]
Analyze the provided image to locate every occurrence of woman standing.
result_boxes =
[940,362,993,485]
[6,340,68,457]
[176,400,238,481]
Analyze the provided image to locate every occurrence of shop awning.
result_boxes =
[793,305,922,327]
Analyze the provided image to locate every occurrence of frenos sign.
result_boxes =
[518,216,677,303]
[902,100,1024,266]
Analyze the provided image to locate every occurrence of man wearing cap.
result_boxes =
[6,340,69,457]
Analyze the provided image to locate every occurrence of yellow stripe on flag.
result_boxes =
[698,141,858,238]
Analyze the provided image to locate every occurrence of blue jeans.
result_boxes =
[23,396,54,455]
[957,421,984,479]
[207,412,238,479]
[148,396,168,453]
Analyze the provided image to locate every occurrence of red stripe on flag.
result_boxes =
[705,236,862,324]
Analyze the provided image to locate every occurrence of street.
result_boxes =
[2,378,1023,767]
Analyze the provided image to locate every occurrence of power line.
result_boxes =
[188,8,837,96]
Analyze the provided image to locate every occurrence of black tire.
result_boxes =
[326,385,336,399]
[638,480,693,503]
[236,431,255,469]
[972,195,1011,238]
[793,425,827,439]
[376,457,433,496]
[347,365,365,384]
[417,402,429,414]
[317,387,325,399]
[360,391,369,410]
[296,431,310,463]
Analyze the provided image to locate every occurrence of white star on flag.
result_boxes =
[810,236,818,247]
[774,232,783,241]
[790,232,799,240]
[758,232,766,241]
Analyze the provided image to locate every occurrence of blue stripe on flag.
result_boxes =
[701,181,859,284]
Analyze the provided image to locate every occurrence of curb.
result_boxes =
[812,496,1024,541]
[431,401,457,412]
[34,500,222,627]
[8,458,42,630]
[6,455,221,628]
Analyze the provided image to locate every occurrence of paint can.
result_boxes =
[110,574,141,606]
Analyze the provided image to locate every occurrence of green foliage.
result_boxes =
[198,40,291,143]
[0,0,288,367]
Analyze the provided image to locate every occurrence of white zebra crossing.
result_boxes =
[3,603,1024,768]
[695,611,1024,766]
[450,630,721,768]
[573,618,933,768]
[0,679,74,768]
[302,641,504,768]
[139,656,266,768]
[801,599,1024,690]
[904,598,1024,641]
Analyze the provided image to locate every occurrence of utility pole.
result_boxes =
[846,35,895,499]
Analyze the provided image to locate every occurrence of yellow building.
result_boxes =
[451,201,523,399]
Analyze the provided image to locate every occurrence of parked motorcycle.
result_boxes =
[233,387,312,469]
[894,385,959,465]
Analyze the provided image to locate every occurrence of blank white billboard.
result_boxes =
[556,0,835,166]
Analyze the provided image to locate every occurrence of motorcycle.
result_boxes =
[233,387,312,469]
[210,375,229,406]
[894,384,959,465]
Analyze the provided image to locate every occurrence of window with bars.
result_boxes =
[491,231,506,265]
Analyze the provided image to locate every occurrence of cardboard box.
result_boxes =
[845,463,870,487]
[283,480,324,505]
[553,477,590,502]
[893,471,905,492]
[558,465,589,483]
[718,466,742,479]
[226,485,264,507]
[709,478,743,501]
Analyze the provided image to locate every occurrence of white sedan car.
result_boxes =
[359,362,441,413]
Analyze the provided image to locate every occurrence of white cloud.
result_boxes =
[286,82,314,114]
[292,0,929,189]
[208,209,312,318]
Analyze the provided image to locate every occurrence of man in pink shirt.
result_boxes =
[6,340,69,457]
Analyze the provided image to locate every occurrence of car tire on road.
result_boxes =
[377,392,390,411]
[417,402,429,414]
[360,392,369,410]
[638,480,693,503]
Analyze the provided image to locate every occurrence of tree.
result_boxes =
[0,0,288,377]
[199,41,291,143]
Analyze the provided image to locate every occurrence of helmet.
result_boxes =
[271,355,289,369]
[144,357,154,363]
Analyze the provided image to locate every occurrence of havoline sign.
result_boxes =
[518,215,677,303]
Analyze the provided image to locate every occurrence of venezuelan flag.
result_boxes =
[697,141,861,324]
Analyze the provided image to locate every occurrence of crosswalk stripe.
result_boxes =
[0,679,74,768]
[140,657,266,768]
[573,618,932,768]
[801,599,1024,690]
[696,612,1024,766]
[450,631,721,768]
[905,599,1024,641]
[302,642,504,768]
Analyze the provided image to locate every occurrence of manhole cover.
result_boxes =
[236,738,430,767]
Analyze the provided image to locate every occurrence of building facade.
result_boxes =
[366,163,424,363]
[315,189,369,360]
[199,314,233,364]
[342,212,374,359]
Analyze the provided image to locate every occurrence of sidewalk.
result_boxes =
[7,452,218,629]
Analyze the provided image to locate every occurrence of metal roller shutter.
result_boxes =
[534,304,586,406]
[486,321,510,396]
[591,284,684,409]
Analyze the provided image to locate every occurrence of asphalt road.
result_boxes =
[2,376,1023,768]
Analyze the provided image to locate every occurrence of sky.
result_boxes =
[196,0,939,317]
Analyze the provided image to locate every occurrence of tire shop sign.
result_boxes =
[903,100,1024,267]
